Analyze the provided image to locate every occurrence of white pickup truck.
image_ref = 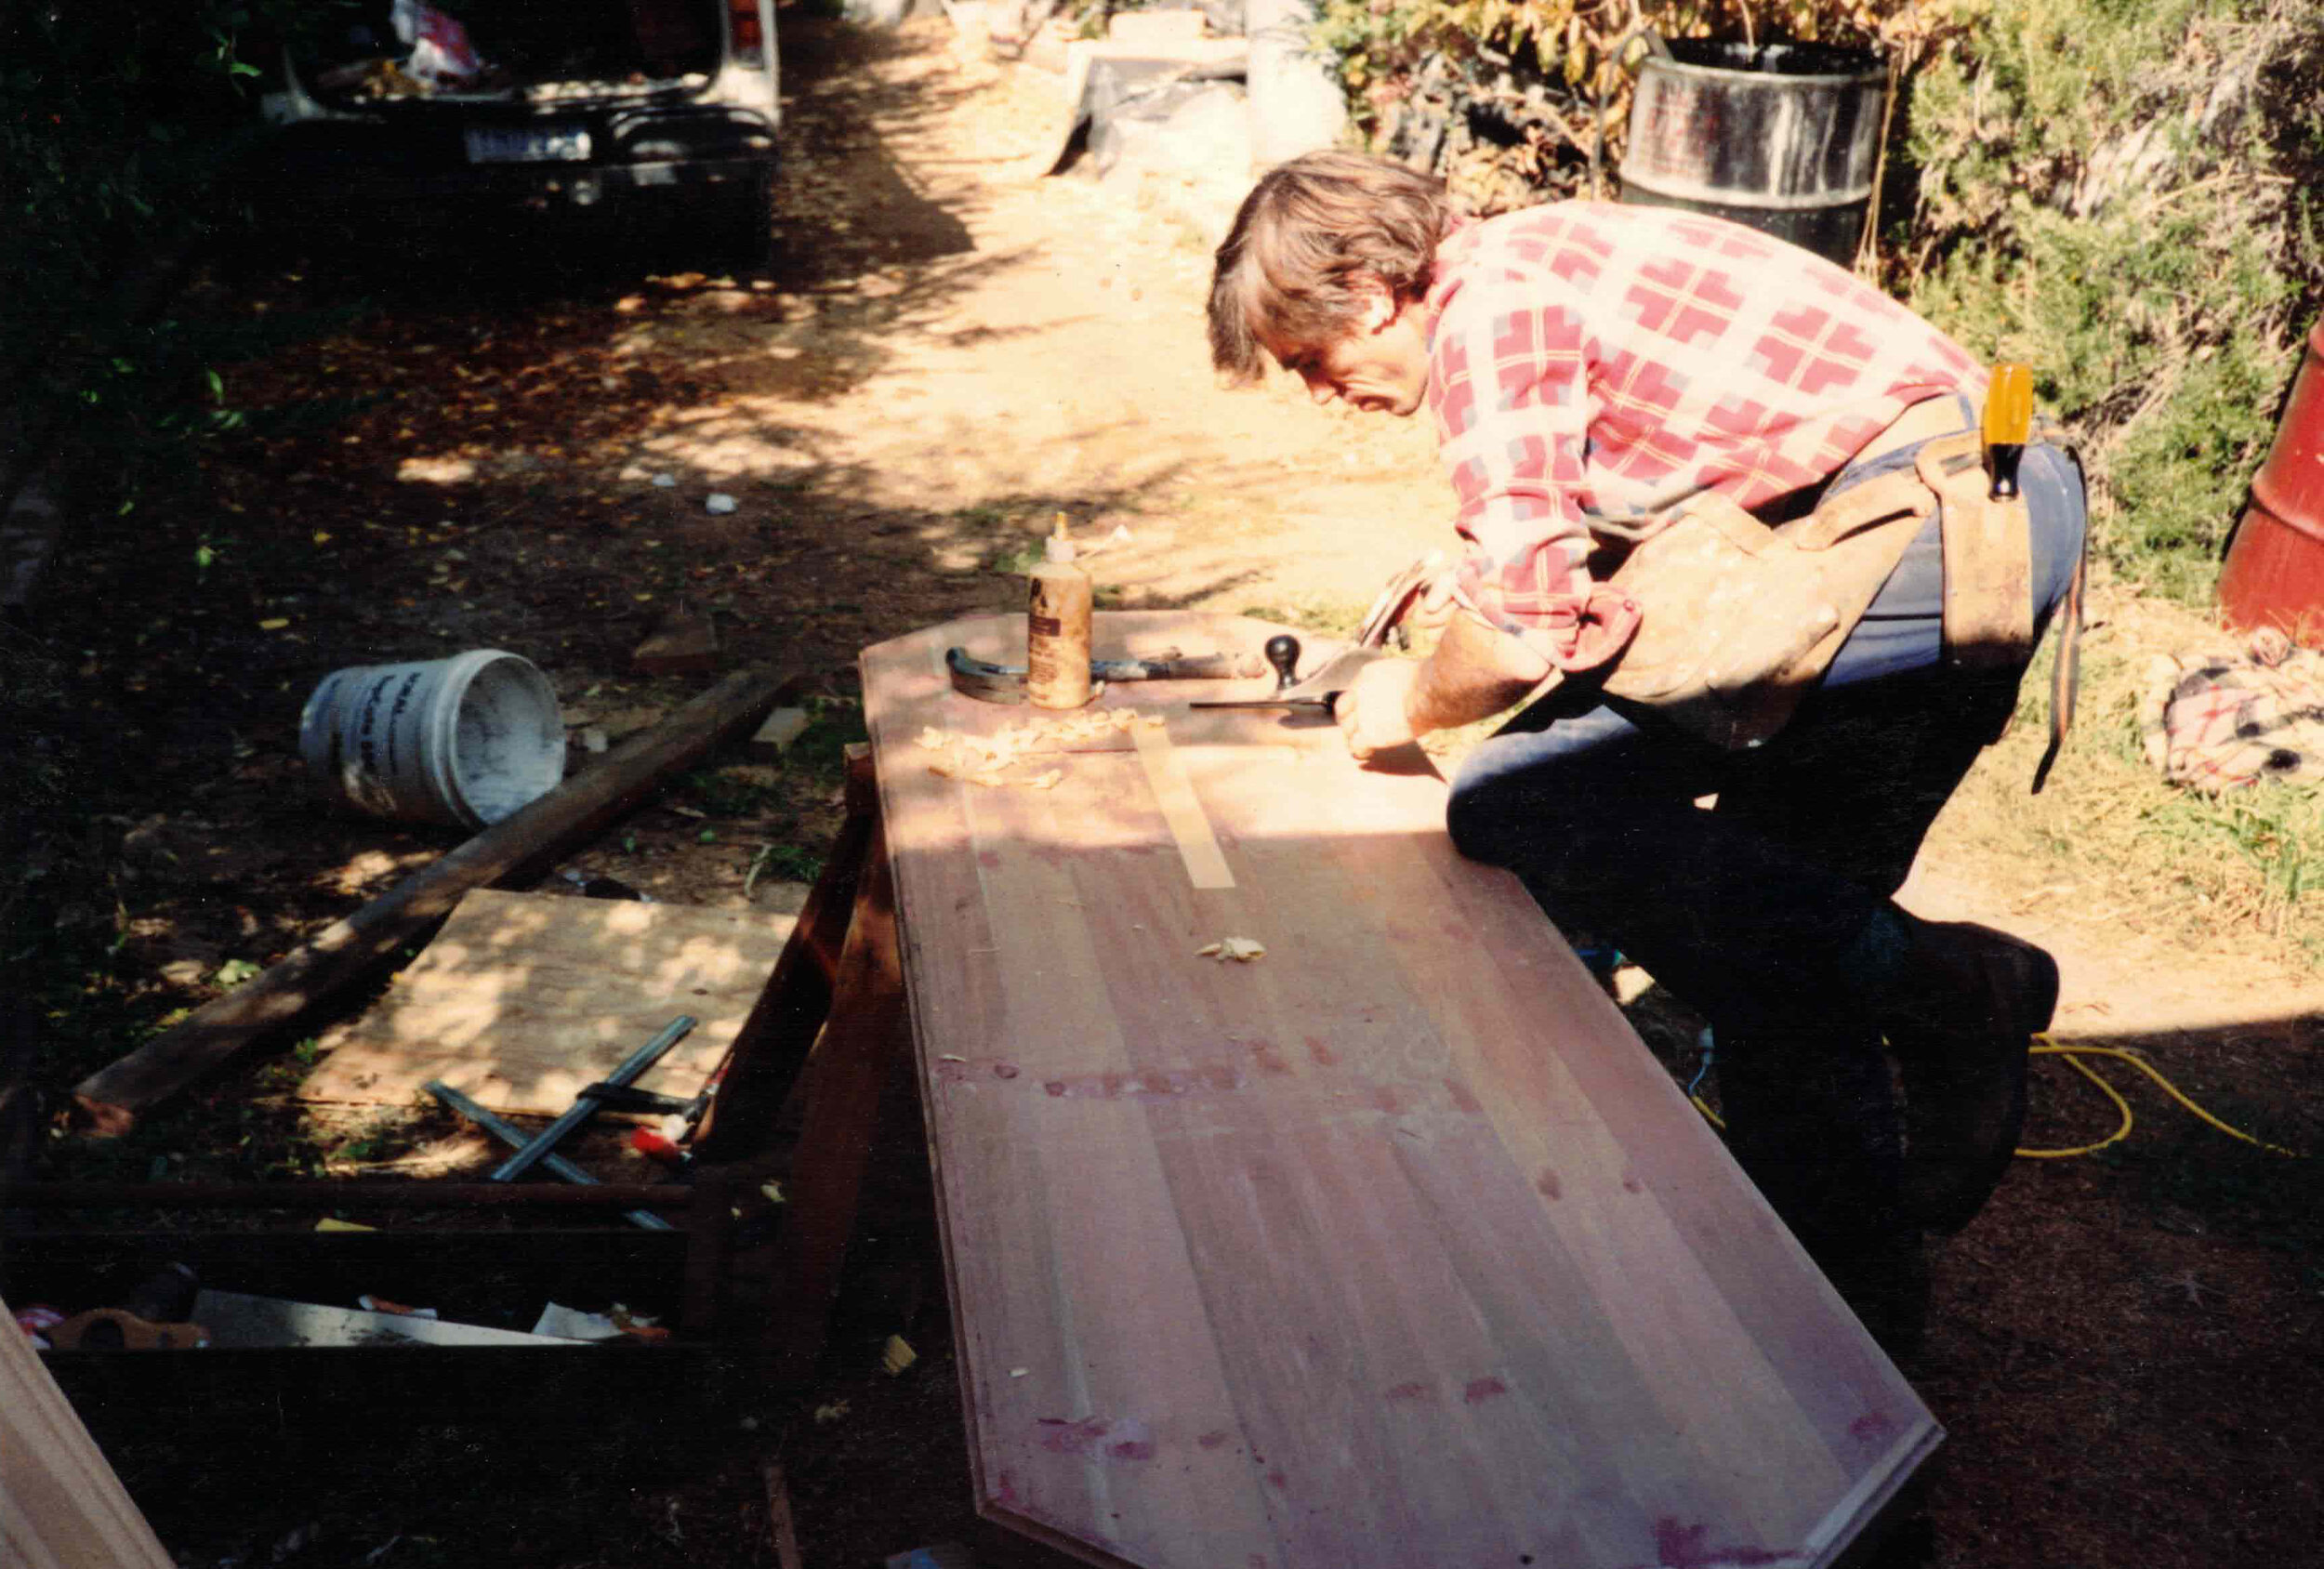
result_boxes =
[258,1,780,264]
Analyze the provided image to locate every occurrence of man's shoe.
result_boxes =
[1882,919,2059,1234]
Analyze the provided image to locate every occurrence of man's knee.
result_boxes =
[1446,750,1616,880]
[1445,763,1515,865]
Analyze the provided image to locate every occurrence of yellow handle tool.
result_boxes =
[1984,363,2033,500]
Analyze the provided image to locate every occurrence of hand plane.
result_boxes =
[1189,551,1441,713]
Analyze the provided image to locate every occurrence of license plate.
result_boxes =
[464,125,591,164]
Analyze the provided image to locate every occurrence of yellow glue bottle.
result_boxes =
[1025,511,1093,709]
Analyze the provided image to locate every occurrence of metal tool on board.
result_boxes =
[488,1015,697,1181]
[424,1015,698,1232]
[1188,633,1352,713]
[945,645,1262,704]
[1189,550,1443,714]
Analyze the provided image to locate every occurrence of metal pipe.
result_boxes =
[425,1082,675,1232]
[489,1015,697,1183]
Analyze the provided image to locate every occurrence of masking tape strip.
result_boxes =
[1130,724,1235,890]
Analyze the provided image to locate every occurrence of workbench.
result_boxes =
[850,611,1938,1569]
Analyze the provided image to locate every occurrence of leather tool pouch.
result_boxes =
[1916,429,2038,674]
[1566,466,1938,748]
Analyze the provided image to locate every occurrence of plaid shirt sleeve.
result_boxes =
[1426,266,1597,653]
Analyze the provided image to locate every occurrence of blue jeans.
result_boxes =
[1445,432,2086,1254]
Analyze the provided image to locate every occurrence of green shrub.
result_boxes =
[1313,2,1888,209]
[0,1,324,513]
[1903,0,2324,605]
[1309,0,2324,607]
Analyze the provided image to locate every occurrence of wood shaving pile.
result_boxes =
[1196,937,1267,962]
[918,707,1165,789]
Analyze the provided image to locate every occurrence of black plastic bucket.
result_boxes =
[1618,39,1887,267]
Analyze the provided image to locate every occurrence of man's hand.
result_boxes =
[1338,658,1423,761]
[1406,560,1463,632]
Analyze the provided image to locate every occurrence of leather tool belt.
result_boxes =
[1473,424,2075,759]
[1552,462,1939,749]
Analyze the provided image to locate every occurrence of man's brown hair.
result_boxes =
[1208,151,1456,383]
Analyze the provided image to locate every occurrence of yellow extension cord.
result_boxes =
[1688,1033,2306,1160]
[2014,1035,2304,1159]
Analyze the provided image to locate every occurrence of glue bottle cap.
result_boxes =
[1045,512,1076,563]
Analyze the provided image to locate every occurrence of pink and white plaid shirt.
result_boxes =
[1424,204,1987,649]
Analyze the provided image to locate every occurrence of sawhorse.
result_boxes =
[690,742,912,1388]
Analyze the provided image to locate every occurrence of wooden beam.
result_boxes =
[71,664,801,1132]
[761,1457,806,1569]
[0,1228,687,1315]
[0,1180,691,1212]
[1,1289,175,1569]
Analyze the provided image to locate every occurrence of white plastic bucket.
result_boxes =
[299,650,565,830]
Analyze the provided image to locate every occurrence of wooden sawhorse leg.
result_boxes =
[690,744,914,1386]
[758,808,906,1386]
[691,745,883,1166]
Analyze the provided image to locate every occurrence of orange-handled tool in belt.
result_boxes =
[1984,363,2033,499]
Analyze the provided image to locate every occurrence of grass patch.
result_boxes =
[748,841,825,890]
[1928,587,2324,973]
[1903,0,2323,609]
[1238,598,1370,638]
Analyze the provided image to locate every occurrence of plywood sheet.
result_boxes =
[862,613,1940,1569]
[298,890,792,1117]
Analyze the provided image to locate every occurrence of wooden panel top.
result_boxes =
[862,612,1938,1569]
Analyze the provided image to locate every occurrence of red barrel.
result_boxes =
[2221,317,2324,637]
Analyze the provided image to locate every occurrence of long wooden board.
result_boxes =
[862,613,1938,1569]
[2,1292,175,1569]
[298,889,790,1117]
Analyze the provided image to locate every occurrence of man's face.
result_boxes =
[1265,277,1431,417]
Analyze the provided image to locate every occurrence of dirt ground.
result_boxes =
[9,14,2324,1569]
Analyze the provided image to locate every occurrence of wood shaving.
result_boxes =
[918,708,1165,788]
[1196,937,1267,962]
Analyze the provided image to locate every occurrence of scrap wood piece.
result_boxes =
[297,890,786,1119]
[72,663,801,1134]
[1,1289,177,1568]
[692,745,880,1165]
[761,1457,805,1569]
[633,602,720,676]
[190,1290,575,1350]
